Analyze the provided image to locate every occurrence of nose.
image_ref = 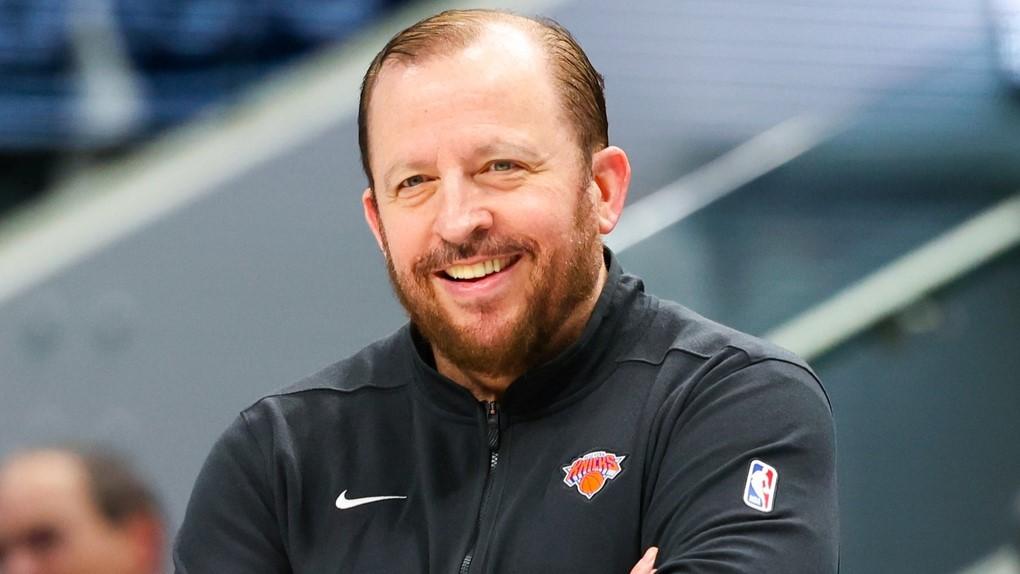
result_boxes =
[432,176,493,244]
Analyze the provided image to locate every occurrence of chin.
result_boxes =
[455,316,520,347]
[445,297,523,326]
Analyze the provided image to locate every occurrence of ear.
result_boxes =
[589,146,631,235]
[122,515,164,572]
[362,188,386,252]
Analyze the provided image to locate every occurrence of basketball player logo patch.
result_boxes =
[743,459,778,513]
[562,450,625,499]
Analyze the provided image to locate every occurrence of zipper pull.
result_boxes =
[486,401,500,452]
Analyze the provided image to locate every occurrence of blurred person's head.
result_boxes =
[0,447,163,574]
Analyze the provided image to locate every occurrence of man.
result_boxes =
[0,447,164,574]
[174,9,838,573]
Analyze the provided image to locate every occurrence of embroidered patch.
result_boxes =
[562,450,625,499]
[743,459,778,512]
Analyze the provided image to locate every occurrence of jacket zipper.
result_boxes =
[458,401,501,574]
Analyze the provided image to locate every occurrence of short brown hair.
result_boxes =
[75,447,162,525]
[357,9,608,189]
[1,444,162,524]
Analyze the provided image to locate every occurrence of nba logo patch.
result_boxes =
[742,459,778,513]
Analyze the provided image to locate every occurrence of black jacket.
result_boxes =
[174,253,838,573]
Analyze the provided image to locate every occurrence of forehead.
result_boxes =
[0,453,97,532]
[376,21,551,98]
[367,25,571,171]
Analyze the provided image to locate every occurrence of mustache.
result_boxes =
[413,235,537,275]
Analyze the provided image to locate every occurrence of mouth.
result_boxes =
[437,255,521,283]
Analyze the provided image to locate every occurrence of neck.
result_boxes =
[433,262,608,402]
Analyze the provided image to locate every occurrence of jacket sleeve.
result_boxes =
[173,413,292,573]
[643,358,839,573]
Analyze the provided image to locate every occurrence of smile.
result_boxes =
[441,255,519,281]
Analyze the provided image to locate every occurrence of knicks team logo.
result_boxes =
[743,459,779,512]
[562,450,626,499]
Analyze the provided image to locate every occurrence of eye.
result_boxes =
[488,160,516,172]
[25,527,61,554]
[399,174,428,189]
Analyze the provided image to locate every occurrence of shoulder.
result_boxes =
[623,293,836,473]
[241,326,413,421]
[631,301,839,571]
[620,290,829,408]
[627,292,810,367]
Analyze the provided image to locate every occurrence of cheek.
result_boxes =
[74,528,133,571]
[500,185,577,228]
[379,214,431,267]
[506,197,582,245]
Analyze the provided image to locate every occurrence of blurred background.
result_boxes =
[0,0,1018,572]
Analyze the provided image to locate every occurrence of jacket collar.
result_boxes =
[403,247,648,419]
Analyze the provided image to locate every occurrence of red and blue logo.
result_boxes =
[742,459,778,513]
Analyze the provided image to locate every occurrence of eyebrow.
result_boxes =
[471,142,542,161]
[383,160,431,187]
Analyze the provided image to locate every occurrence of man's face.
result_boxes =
[0,453,143,574]
[363,25,606,378]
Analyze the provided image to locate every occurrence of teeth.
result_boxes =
[446,257,510,280]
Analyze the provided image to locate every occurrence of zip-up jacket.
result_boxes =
[174,251,839,573]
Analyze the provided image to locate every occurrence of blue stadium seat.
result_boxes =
[0,0,403,151]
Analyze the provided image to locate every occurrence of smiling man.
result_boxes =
[174,9,838,573]
[360,17,617,401]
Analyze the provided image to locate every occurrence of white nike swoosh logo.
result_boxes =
[335,489,407,510]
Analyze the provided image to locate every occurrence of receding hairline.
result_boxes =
[359,9,606,189]
[366,15,560,120]
[377,11,551,65]
[365,18,562,157]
